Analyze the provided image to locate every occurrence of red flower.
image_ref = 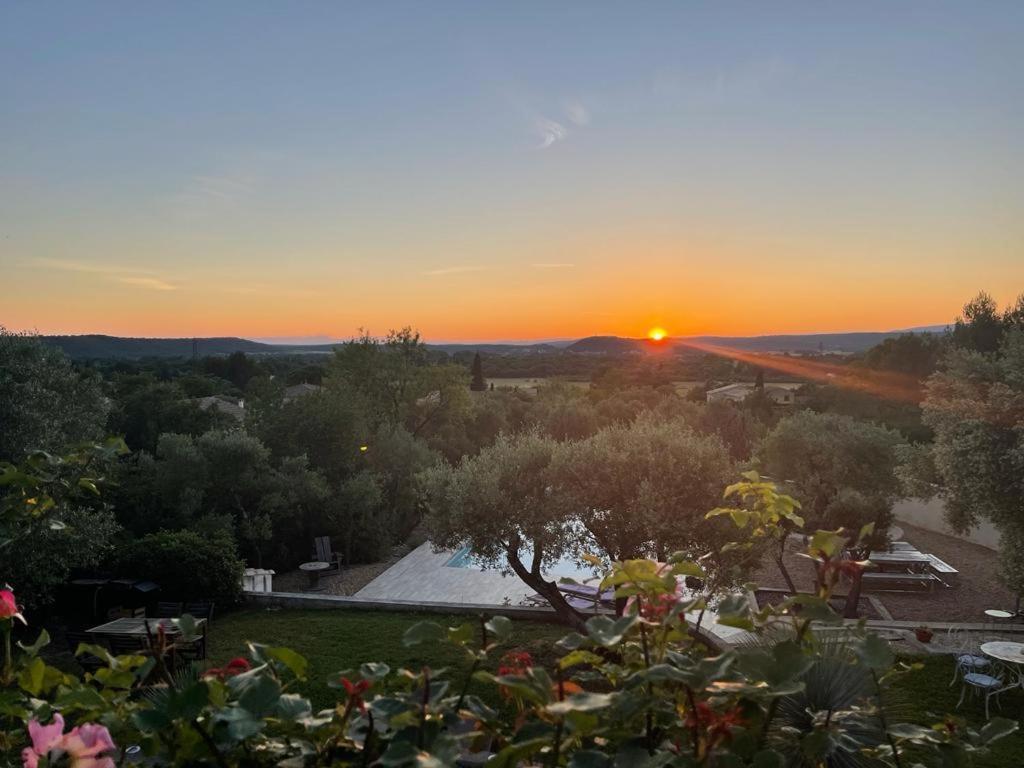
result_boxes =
[0,589,25,624]
[684,701,745,746]
[203,657,251,681]
[497,651,533,677]
[340,677,372,712]
[639,592,679,622]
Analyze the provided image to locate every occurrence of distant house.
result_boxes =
[283,383,323,403]
[194,395,245,422]
[705,383,795,406]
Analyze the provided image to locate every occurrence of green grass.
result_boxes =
[209,609,1024,765]
[207,607,567,710]
[889,655,1024,768]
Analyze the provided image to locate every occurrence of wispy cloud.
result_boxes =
[423,265,488,276]
[116,276,177,291]
[532,101,590,149]
[29,258,177,291]
[534,117,568,149]
[564,101,590,127]
[533,262,575,269]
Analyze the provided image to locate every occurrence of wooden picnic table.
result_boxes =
[867,551,933,572]
[87,617,205,637]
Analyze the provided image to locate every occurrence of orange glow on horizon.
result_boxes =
[648,327,668,342]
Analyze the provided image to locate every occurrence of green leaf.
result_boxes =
[585,614,637,647]
[265,646,309,679]
[546,692,616,715]
[229,669,281,715]
[276,693,312,720]
[403,621,446,647]
[18,657,46,696]
[360,661,391,681]
[856,633,894,671]
[17,628,50,657]
[484,615,513,643]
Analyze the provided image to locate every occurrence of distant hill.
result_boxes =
[39,327,945,360]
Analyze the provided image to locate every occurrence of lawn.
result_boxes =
[207,607,568,710]
[209,608,1024,766]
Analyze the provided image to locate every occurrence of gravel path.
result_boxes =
[753,520,1017,623]
[273,544,414,596]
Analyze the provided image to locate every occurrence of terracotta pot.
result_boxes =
[914,628,933,643]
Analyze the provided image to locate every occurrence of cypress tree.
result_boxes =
[470,352,486,391]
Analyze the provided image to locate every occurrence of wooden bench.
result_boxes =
[861,572,940,593]
[925,555,959,585]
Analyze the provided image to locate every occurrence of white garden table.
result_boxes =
[980,641,1024,696]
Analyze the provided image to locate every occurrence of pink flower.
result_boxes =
[21,715,116,768]
[0,589,25,624]
[62,723,117,768]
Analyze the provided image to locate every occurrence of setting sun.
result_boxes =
[647,327,668,342]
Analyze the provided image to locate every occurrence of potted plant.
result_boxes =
[914,625,933,643]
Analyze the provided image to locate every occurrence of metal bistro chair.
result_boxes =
[947,627,991,687]
[957,660,1008,720]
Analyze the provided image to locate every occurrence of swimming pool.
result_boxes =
[444,546,602,582]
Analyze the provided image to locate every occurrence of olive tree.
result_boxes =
[907,326,1024,595]
[758,411,902,538]
[421,430,586,627]
[550,415,734,564]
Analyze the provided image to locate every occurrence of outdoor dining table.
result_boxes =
[980,641,1024,696]
[867,551,933,572]
[87,617,206,638]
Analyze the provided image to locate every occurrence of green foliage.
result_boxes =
[757,411,902,540]
[112,529,244,605]
[0,439,127,608]
[0,328,109,463]
[2,478,1020,767]
[911,323,1024,592]
[105,373,232,453]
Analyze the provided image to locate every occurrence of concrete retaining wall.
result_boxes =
[893,497,1001,551]
[244,590,560,622]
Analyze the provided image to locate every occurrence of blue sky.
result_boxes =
[2,2,1022,340]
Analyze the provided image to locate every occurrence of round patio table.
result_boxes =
[980,641,1024,696]
[299,561,330,592]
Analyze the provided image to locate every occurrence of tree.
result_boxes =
[0,439,126,608]
[860,332,944,380]
[106,373,233,453]
[907,326,1024,595]
[757,411,902,543]
[421,430,587,628]
[550,415,734,565]
[0,329,108,462]
[951,291,1006,354]
[469,352,486,391]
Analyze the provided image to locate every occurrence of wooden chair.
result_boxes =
[312,536,342,573]
[152,601,184,618]
[184,601,214,623]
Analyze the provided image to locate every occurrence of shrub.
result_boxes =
[113,529,244,605]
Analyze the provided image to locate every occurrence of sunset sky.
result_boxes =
[2,2,1022,342]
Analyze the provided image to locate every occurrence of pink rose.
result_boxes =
[0,589,25,623]
[21,715,116,768]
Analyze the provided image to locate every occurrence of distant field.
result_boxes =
[487,378,803,393]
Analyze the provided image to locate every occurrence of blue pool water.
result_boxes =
[444,546,601,582]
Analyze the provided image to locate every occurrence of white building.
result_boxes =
[705,382,796,405]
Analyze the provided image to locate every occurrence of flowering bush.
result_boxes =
[0,477,1018,766]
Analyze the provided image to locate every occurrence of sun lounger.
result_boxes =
[861,571,940,592]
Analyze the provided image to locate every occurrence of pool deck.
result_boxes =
[354,542,753,645]
[355,543,537,605]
